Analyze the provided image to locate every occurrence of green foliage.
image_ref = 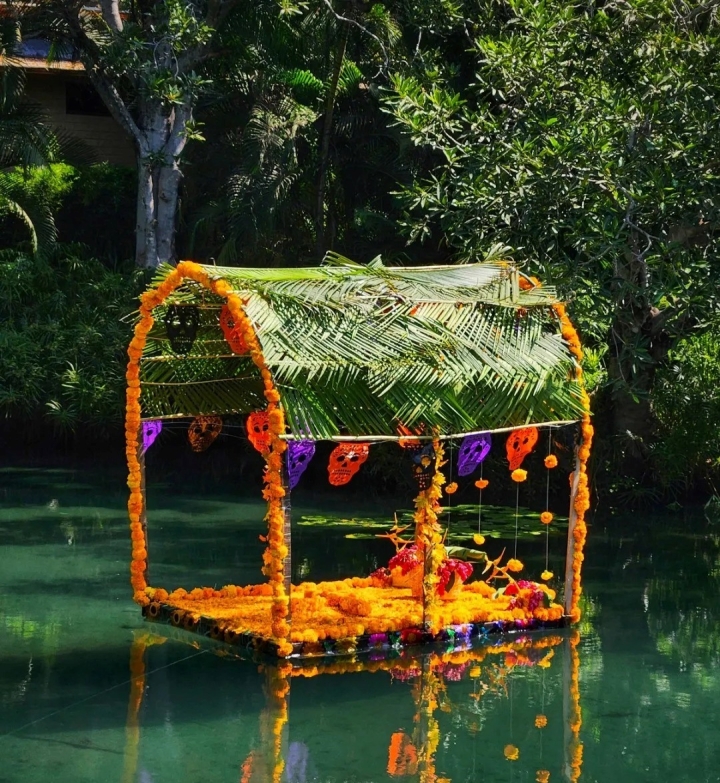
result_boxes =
[0,247,143,436]
[186,1,415,265]
[652,328,720,490]
[386,0,720,422]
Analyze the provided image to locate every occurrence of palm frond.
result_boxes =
[139,257,585,437]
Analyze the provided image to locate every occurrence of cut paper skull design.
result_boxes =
[247,411,272,453]
[287,440,316,489]
[457,432,492,476]
[506,427,538,470]
[188,415,222,452]
[411,442,436,490]
[219,304,248,355]
[328,443,370,486]
[164,304,200,354]
[142,420,162,453]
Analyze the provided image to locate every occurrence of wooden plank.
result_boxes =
[137,440,149,585]
[563,449,582,615]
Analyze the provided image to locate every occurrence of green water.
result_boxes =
[1,463,720,782]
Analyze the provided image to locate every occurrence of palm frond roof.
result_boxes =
[138,253,586,439]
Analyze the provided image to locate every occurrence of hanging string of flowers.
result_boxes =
[125,261,292,656]
[552,303,593,622]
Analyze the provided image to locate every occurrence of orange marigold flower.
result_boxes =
[504,744,520,761]
[475,478,489,489]
[506,558,524,573]
[536,771,550,783]
[544,454,558,469]
[540,511,553,525]
[445,482,458,495]
[473,534,485,546]
[535,714,548,728]
[511,468,527,483]
[541,570,554,581]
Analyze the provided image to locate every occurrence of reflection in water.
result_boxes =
[4,465,720,782]
[122,631,583,783]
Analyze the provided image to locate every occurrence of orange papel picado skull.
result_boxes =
[247,411,271,453]
[328,443,370,485]
[219,304,248,355]
[506,427,538,470]
[188,415,223,452]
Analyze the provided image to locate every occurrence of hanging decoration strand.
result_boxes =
[514,483,520,559]
[546,429,552,572]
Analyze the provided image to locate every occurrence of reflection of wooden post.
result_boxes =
[122,636,147,783]
[563,631,583,782]
[564,450,582,616]
[137,439,149,584]
[562,636,572,782]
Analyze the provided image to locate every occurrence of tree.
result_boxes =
[186,0,409,266]
[17,0,245,268]
[387,0,720,473]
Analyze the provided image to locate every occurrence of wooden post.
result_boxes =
[563,449,582,616]
[137,439,149,585]
[281,464,292,601]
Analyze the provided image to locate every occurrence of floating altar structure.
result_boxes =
[125,255,593,658]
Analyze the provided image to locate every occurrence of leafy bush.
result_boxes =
[652,328,720,492]
[0,246,145,438]
[0,163,135,262]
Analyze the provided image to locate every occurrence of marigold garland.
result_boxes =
[540,511,553,525]
[568,630,583,783]
[540,570,553,581]
[125,261,291,654]
[413,439,446,633]
[506,558,524,573]
[475,478,489,489]
[552,303,593,622]
[511,468,527,483]
[544,454,558,469]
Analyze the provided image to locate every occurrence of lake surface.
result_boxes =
[1,460,720,782]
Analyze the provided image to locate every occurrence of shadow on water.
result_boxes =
[1,461,720,781]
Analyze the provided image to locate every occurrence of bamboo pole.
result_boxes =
[137,440,149,585]
[281,463,292,601]
[280,419,581,443]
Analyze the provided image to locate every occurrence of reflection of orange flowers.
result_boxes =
[511,468,527,482]
[544,454,558,469]
[504,744,520,761]
[536,771,550,783]
[506,559,523,573]
[540,511,553,525]
[535,714,548,728]
[445,482,458,495]
[475,478,489,489]
[387,731,418,776]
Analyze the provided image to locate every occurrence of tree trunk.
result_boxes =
[315,25,349,258]
[132,103,191,268]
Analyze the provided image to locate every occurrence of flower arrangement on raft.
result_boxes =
[369,519,557,610]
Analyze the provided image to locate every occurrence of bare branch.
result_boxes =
[321,0,389,75]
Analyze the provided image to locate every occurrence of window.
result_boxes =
[65,82,110,117]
